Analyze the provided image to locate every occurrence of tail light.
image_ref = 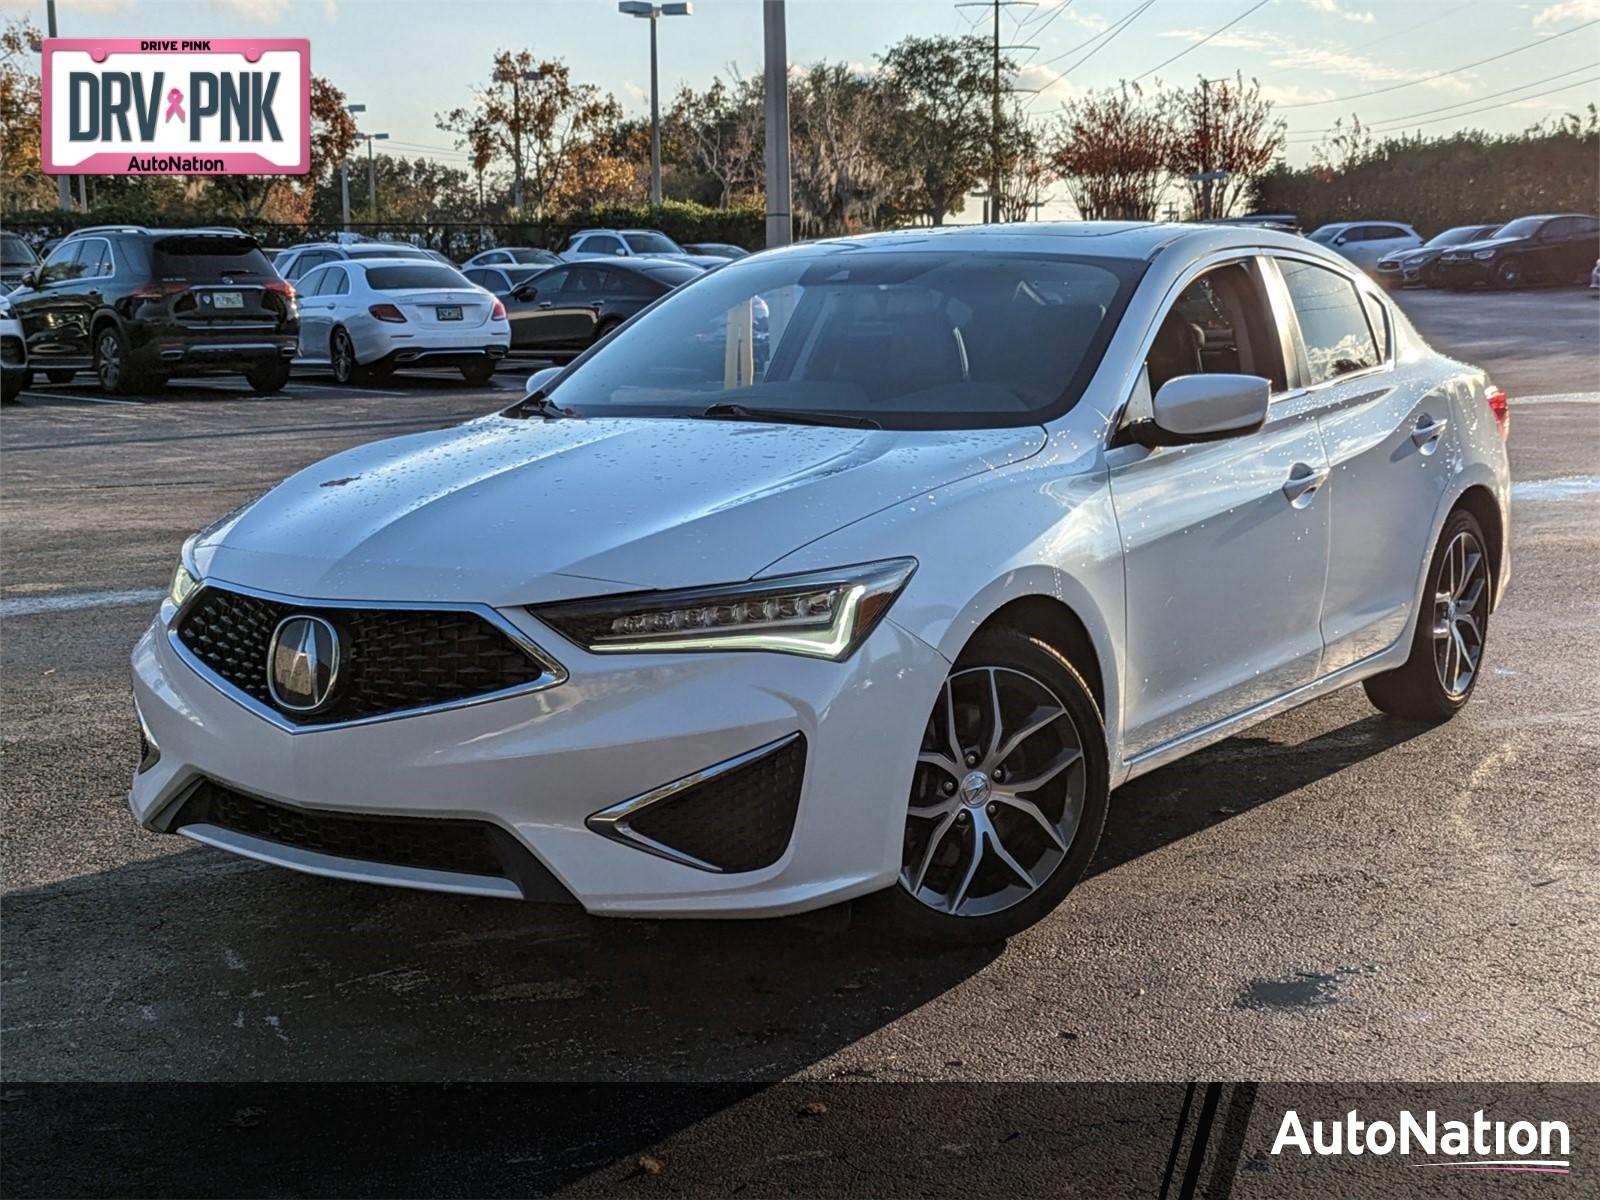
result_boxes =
[490,298,507,320]
[264,279,296,300]
[131,281,189,300]
[1486,387,1509,441]
[369,303,407,323]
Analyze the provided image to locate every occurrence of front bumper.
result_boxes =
[130,592,948,917]
[1434,257,1494,286]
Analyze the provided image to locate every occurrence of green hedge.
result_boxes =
[3,199,767,256]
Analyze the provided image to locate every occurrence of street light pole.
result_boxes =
[361,132,389,222]
[46,0,71,211]
[341,104,365,232]
[762,0,791,248]
[619,2,691,209]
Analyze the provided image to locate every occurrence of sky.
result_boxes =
[10,0,1600,218]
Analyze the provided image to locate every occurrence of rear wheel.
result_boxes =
[1364,509,1491,721]
[460,358,496,385]
[591,317,623,346]
[329,327,363,385]
[871,628,1109,946]
[95,326,146,395]
[45,368,75,384]
[246,360,291,394]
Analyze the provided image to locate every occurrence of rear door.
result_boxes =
[294,266,340,359]
[14,241,92,365]
[1268,254,1453,673]
[1108,255,1332,759]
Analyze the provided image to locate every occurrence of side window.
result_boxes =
[286,251,322,280]
[40,241,85,284]
[536,268,569,294]
[1279,260,1380,385]
[463,269,490,288]
[325,267,350,297]
[298,266,329,296]
[1541,217,1577,240]
[79,239,114,277]
[1144,261,1285,397]
[585,235,624,256]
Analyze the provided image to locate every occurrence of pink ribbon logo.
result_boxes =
[164,88,185,123]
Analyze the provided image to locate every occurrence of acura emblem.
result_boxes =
[267,614,341,713]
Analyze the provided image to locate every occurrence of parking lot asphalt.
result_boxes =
[2,288,1596,1085]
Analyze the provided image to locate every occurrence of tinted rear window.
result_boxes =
[347,245,428,259]
[153,235,273,281]
[365,265,472,290]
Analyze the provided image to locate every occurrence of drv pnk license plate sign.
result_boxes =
[41,39,309,176]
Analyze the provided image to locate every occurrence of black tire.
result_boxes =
[45,368,75,384]
[460,358,496,386]
[329,327,364,385]
[867,627,1110,946]
[246,360,291,394]
[1492,257,1530,290]
[94,325,146,395]
[1,370,26,403]
[591,318,623,346]
[1364,509,1491,722]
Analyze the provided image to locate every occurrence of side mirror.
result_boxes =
[524,366,562,397]
[1333,234,1349,247]
[1136,374,1271,448]
[18,269,38,289]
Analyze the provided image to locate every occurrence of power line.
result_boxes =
[1027,0,1153,71]
[1287,59,1600,137]
[1277,18,1600,108]
[1023,0,1157,110]
[1133,0,1272,83]
[1286,72,1600,142]
[1342,0,1477,56]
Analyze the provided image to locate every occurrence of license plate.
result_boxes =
[212,291,244,309]
[436,305,463,321]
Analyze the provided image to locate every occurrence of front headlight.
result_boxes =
[532,558,917,660]
[1472,248,1498,260]
[167,538,200,608]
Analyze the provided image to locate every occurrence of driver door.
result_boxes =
[1107,256,1332,760]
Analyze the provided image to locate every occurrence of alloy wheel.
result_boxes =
[331,331,355,382]
[1433,529,1488,698]
[97,332,121,390]
[900,665,1086,918]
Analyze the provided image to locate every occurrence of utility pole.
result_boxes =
[1194,77,1229,221]
[957,0,1034,224]
[762,0,792,248]
[362,132,389,220]
[46,0,71,211]
[341,104,365,232]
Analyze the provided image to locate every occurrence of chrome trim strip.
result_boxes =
[585,733,803,873]
[166,578,567,735]
[177,822,524,899]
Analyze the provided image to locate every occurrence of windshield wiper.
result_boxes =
[506,393,572,420]
[701,403,881,430]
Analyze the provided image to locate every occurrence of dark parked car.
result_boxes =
[2,231,39,294]
[462,257,700,356]
[1374,223,1501,289]
[6,225,298,394]
[1434,213,1600,289]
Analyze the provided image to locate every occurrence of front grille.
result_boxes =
[166,779,575,903]
[618,735,806,873]
[174,586,555,726]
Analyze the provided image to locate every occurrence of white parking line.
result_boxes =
[19,389,143,407]
[1512,476,1600,502]
[1,588,164,617]
[1516,392,1599,406]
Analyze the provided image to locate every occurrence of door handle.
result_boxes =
[537,301,553,309]
[1410,413,1448,452]
[1282,463,1330,508]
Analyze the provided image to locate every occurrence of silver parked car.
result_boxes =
[1308,221,1423,272]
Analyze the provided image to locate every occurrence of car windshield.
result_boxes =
[1307,226,1342,244]
[1494,217,1545,239]
[542,250,1142,430]
[2,233,36,267]
[152,235,274,280]
[1428,226,1496,246]
[624,232,682,254]
[365,264,473,290]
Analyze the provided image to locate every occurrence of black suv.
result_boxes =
[7,226,298,394]
[1434,213,1600,289]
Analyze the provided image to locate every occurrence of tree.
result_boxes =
[787,63,900,237]
[438,50,623,217]
[1048,84,1175,221]
[664,74,764,209]
[995,104,1055,222]
[1164,73,1284,219]
[1,18,56,211]
[876,34,1000,225]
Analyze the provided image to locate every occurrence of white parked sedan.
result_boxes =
[293,258,509,384]
[131,223,1510,944]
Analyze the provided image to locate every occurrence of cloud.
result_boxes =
[1156,27,1469,91]
[0,0,131,12]
[1534,0,1600,24]
[621,80,647,105]
[1015,61,1089,108]
[1258,83,1338,106]
[1304,0,1376,23]
[210,0,289,22]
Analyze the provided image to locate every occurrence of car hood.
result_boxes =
[1442,235,1521,256]
[196,415,1046,606]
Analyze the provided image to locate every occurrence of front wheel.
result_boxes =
[1364,509,1491,721]
[871,627,1109,946]
[1,370,27,403]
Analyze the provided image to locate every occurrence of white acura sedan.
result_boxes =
[131,223,1511,944]
[293,258,509,385]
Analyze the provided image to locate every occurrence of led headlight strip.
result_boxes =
[532,558,917,661]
